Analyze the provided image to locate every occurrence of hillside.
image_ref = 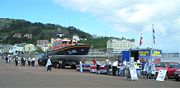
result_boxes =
[0,18,108,49]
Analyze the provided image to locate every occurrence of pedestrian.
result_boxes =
[96,59,101,74]
[148,61,156,79]
[92,58,96,65]
[28,57,31,66]
[79,60,83,72]
[14,57,18,66]
[5,56,8,63]
[105,59,111,75]
[143,59,150,78]
[118,63,125,76]
[31,57,35,66]
[46,57,52,72]
[112,59,118,76]
[136,60,142,77]
[21,58,24,66]
[23,58,26,66]
[8,56,11,63]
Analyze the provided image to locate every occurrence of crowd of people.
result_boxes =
[80,58,157,80]
[1,55,37,67]
[1,54,157,77]
[1,54,53,72]
[91,58,127,76]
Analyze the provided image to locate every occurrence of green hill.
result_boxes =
[0,18,109,49]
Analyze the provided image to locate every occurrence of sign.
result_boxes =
[122,51,130,62]
[139,50,150,62]
[129,68,138,80]
[152,50,161,64]
[139,50,150,57]
[152,50,161,57]
[156,70,167,81]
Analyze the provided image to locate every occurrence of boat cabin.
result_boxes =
[52,38,77,50]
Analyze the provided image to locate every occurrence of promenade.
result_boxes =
[0,59,179,88]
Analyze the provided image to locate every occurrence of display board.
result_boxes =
[138,50,150,62]
[156,69,167,81]
[151,50,161,64]
[129,68,138,80]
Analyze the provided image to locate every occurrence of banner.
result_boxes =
[156,70,167,81]
[152,50,161,64]
[129,68,138,80]
[139,50,150,62]
[152,50,161,57]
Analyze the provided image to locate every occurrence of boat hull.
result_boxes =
[38,45,91,68]
[48,45,90,55]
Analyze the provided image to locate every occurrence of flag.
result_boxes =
[152,24,155,44]
[139,33,143,46]
[153,35,155,44]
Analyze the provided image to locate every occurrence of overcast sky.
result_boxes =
[0,0,180,52]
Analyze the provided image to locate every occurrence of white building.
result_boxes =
[24,44,36,53]
[10,44,24,55]
[107,38,135,54]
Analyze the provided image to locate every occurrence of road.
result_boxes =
[0,59,179,88]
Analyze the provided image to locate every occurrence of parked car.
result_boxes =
[155,62,180,78]
[155,62,168,70]
[174,65,180,81]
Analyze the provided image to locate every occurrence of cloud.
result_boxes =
[53,0,180,52]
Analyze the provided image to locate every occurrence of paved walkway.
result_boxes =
[0,59,179,88]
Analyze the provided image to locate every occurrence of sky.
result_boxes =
[0,0,180,53]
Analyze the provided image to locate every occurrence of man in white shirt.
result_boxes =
[105,59,111,75]
[112,59,118,76]
[31,57,35,66]
[46,57,52,72]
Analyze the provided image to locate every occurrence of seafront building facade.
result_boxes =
[24,44,36,53]
[107,38,135,54]
[37,40,50,52]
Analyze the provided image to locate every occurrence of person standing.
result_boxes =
[105,59,111,75]
[14,57,18,66]
[5,56,8,63]
[112,59,118,76]
[27,57,31,66]
[46,57,52,72]
[92,59,96,65]
[23,58,26,66]
[8,56,11,63]
[31,57,35,66]
[143,59,150,78]
[149,61,156,79]
[21,57,24,66]
[96,59,101,74]
[79,60,83,72]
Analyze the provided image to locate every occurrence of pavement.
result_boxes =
[0,59,179,88]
